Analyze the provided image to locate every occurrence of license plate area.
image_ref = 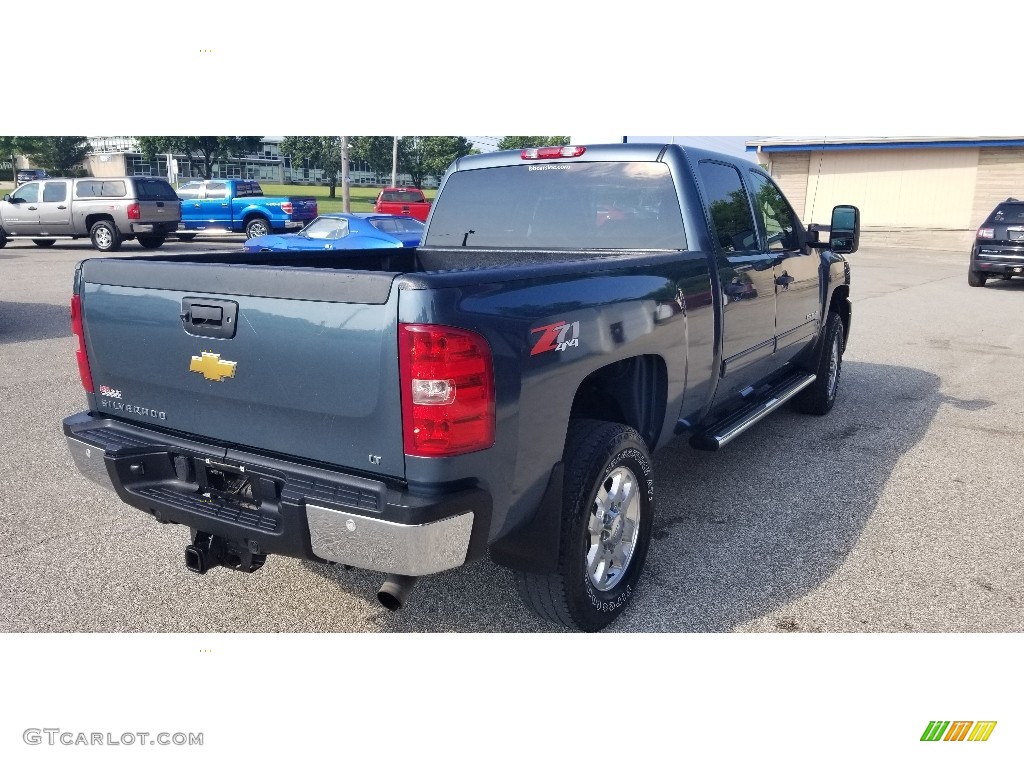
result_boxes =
[1008,229,1024,241]
[191,458,281,512]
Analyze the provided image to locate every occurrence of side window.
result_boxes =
[697,161,757,253]
[177,182,201,200]
[43,181,68,202]
[101,181,126,197]
[75,180,101,197]
[13,183,40,203]
[205,182,227,200]
[747,170,799,251]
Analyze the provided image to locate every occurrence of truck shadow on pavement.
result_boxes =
[306,361,953,633]
[0,301,70,344]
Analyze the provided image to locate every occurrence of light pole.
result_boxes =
[392,136,399,187]
[341,136,351,214]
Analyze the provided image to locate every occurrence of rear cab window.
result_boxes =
[423,162,686,250]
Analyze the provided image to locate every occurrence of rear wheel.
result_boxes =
[136,235,166,249]
[516,419,654,632]
[245,217,270,239]
[967,268,988,287]
[793,310,845,415]
[89,220,121,252]
[32,239,56,247]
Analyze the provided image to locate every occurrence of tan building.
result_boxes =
[747,137,1024,251]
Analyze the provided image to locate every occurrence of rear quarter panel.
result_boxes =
[397,248,715,540]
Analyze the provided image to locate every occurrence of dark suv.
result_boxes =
[16,168,47,184]
[969,198,1024,287]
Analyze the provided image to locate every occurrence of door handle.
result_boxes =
[58,205,68,209]
[28,206,37,210]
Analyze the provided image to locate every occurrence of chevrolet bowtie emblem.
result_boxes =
[189,351,237,382]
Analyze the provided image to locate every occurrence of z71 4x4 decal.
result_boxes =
[530,320,581,356]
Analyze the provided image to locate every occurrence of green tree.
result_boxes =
[349,136,397,179]
[0,136,46,181]
[23,136,91,176]
[350,136,477,187]
[497,136,571,151]
[414,135,476,182]
[134,136,262,179]
[280,136,343,197]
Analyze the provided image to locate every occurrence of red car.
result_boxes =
[374,187,431,222]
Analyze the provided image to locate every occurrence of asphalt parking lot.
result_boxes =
[0,237,1021,633]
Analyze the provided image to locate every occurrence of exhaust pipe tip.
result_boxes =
[377,574,419,611]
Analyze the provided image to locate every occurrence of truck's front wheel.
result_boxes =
[245,217,270,239]
[516,419,654,632]
[792,310,844,415]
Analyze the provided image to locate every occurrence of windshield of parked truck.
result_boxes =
[423,162,686,250]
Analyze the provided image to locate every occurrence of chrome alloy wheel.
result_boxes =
[827,333,841,398]
[94,227,112,249]
[586,465,642,591]
[248,220,269,238]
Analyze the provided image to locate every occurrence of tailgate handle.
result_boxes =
[181,298,238,339]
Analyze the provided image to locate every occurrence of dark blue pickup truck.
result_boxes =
[175,179,317,240]
[62,143,859,631]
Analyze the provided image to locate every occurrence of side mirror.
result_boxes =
[2,194,9,202]
[829,205,860,254]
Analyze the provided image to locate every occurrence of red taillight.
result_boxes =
[521,145,586,160]
[977,227,994,239]
[70,295,94,393]
[127,202,140,220]
[399,324,494,457]
[281,201,294,215]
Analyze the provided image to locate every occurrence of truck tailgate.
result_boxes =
[137,200,180,223]
[286,197,318,218]
[78,259,406,479]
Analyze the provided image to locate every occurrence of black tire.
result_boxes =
[136,235,166,249]
[89,220,121,252]
[967,268,988,287]
[32,239,56,247]
[177,233,197,242]
[0,235,6,249]
[245,217,271,240]
[792,310,845,415]
[516,419,654,632]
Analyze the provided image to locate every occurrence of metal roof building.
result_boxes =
[747,137,1024,250]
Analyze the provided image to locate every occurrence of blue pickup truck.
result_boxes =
[175,179,317,240]
[63,143,859,631]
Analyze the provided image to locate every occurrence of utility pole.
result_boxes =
[341,136,351,213]
[391,136,399,187]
